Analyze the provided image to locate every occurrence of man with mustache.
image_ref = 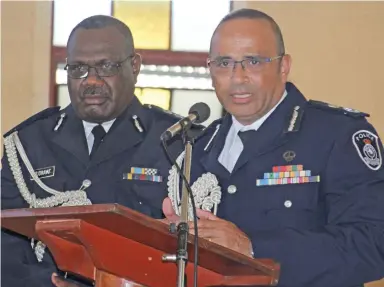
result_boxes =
[1,15,202,287]
[163,8,384,287]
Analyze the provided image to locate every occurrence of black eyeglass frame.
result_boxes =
[64,54,136,79]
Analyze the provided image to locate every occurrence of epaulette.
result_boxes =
[144,104,205,130]
[3,106,61,138]
[144,104,183,120]
[307,100,369,118]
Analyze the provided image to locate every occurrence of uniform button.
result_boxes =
[227,185,237,194]
[82,179,92,188]
[284,200,292,208]
[139,201,142,205]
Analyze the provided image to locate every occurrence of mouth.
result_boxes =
[83,94,108,105]
[232,93,252,99]
[231,93,252,104]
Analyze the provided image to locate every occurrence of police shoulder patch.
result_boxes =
[308,100,369,118]
[4,106,61,138]
[352,130,382,170]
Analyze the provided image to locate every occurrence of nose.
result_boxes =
[231,61,249,83]
[84,67,104,85]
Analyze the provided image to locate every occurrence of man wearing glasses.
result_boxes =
[1,15,201,287]
[163,8,384,287]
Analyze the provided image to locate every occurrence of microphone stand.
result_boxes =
[162,121,202,287]
[176,128,194,287]
[161,127,195,287]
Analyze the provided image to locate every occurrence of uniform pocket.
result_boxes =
[256,183,321,229]
[117,179,167,219]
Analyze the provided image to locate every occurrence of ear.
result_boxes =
[280,54,292,83]
[132,53,142,82]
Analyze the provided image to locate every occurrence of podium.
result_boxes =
[1,204,280,287]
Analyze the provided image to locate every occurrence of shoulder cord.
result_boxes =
[3,131,92,262]
[167,150,222,221]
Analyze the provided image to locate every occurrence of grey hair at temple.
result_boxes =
[210,8,286,56]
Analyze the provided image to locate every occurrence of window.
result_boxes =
[171,90,223,125]
[53,0,231,52]
[53,0,112,46]
[135,88,171,110]
[113,1,171,50]
[57,85,70,108]
[171,0,231,51]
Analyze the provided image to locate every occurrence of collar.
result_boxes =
[232,89,288,133]
[82,119,116,139]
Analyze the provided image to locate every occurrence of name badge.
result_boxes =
[31,166,55,180]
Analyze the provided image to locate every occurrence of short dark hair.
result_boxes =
[67,15,134,52]
[210,8,285,56]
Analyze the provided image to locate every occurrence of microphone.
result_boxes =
[160,102,210,141]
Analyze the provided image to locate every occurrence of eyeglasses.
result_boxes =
[64,54,135,79]
[207,55,284,75]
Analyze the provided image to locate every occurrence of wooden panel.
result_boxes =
[2,204,280,287]
[95,270,145,287]
[366,280,384,287]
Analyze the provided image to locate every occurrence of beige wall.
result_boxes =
[1,1,52,136]
[234,1,384,139]
[233,2,384,286]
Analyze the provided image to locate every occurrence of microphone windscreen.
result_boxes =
[188,102,210,124]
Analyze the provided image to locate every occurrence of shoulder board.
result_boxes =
[144,104,205,129]
[307,100,369,118]
[144,104,183,120]
[4,106,61,138]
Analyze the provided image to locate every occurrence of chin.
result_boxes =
[231,109,264,124]
[82,110,111,123]
[229,105,256,116]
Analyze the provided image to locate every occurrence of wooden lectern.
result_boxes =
[1,204,280,287]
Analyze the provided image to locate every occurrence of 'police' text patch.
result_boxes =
[30,166,55,180]
[352,130,382,171]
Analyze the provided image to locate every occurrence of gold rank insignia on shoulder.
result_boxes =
[256,165,320,186]
[123,167,162,182]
